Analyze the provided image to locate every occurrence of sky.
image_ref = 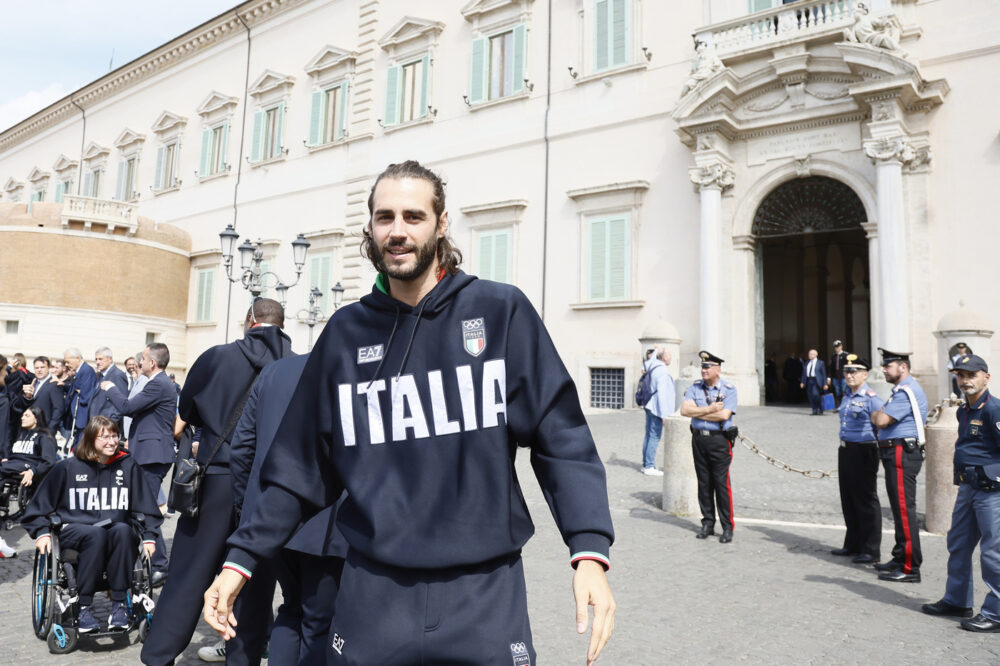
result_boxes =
[0,0,240,132]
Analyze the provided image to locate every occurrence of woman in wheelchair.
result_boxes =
[1,406,58,488]
[22,415,162,633]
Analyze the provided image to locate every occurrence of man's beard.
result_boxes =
[375,235,438,281]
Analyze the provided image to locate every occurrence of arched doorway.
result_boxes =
[754,176,870,404]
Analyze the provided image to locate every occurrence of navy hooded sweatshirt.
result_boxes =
[21,449,163,545]
[3,427,58,478]
[179,325,293,470]
[225,271,614,577]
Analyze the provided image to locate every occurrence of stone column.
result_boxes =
[861,221,879,362]
[689,163,734,354]
[864,136,913,353]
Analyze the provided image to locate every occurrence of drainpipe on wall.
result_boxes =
[540,0,552,322]
[70,98,85,195]
[224,11,253,343]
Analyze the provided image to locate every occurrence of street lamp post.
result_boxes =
[219,224,311,298]
[280,281,347,351]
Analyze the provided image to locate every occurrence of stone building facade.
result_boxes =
[0,0,996,406]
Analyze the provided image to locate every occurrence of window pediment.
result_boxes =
[52,154,78,173]
[114,128,147,152]
[152,111,188,135]
[460,199,528,229]
[249,70,296,98]
[379,16,445,55]
[305,46,358,81]
[197,91,239,118]
[4,177,24,193]
[568,181,649,213]
[27,167,51,184]
[461,0,532,32]
[82,141,111,162]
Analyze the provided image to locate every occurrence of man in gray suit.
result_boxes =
[91,347,130,430]
[102,343,177,580]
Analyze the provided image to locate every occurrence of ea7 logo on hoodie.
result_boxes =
[462,318,486,357]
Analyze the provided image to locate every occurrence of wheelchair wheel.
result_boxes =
[3,520,13,531]
[31,549,55,639]
[47,625,78,654]
[137,616,150,643]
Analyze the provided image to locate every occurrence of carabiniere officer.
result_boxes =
[922,354,1000,632]
[681,351,738,544]
[831,354,883,565]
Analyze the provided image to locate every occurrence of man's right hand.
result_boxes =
[203,569,248,640]
[36,536,51,554]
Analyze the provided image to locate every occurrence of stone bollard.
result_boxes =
[662,415,700,515]
[925,403,959,535]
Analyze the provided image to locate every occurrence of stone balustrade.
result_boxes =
[61,194,138,235]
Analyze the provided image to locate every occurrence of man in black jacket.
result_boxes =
[102,342,178,581]
[12,356,65,430]
[141,298,292,666]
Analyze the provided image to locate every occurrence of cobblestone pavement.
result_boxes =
[2,405,998,664]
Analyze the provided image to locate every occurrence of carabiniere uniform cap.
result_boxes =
[843,353,870,370]
[698,350,724,365]
[953,354,989,373]
[877,347,911,364]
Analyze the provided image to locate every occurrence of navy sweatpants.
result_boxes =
[327,550,535,665]
[269,550,343,666]
[60,522,137,605]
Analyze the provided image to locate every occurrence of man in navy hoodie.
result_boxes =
[142,299,292,666]
[205,161,617,665]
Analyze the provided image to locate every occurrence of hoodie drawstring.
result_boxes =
[396,297,429,379]
[367,306,401,389]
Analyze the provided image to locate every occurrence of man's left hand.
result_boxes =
[142,542,156,559]
[573,559,615,665]
[100,381,114,391]
[19,469,33,486]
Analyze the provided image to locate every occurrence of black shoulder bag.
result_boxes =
[168,376,257,518]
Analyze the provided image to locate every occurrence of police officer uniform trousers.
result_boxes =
[879,443,923,573]
[837,443,881,558]
[326,550,535,665]
[140,473,273,666]
[692,431,735,531]
[944,482,1000,620]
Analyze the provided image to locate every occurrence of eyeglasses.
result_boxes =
[96,434,119,442]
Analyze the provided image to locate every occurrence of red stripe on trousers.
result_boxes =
[726,440,735,527]
[895,445,913,572]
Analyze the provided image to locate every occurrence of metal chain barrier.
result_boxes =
[736,433,839,479]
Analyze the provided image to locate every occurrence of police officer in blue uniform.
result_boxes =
[831,354,883,564]
[871,348,928,583]
[681,351,739,543]
[922,354,1000,631]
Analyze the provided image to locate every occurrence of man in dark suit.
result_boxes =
[12,356,64,428]
[102,342,177,580]
[90,347,130,431]
[62,347,97,444]
[800,348,829,415]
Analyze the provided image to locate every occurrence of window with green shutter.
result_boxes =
[469,24,527,105]
[385,55,429,126]
[200,124,229,177]
[195,268,215,322]
[594,0,629,72]
[477,229,512,284]
[587,214,629,301]
[54,181,66,203]
[309,253,334,315]
[154,143,179,190]
[308,83,349,146]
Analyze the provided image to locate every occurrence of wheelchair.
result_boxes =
[0,475,33,530]
[31,514,156,654]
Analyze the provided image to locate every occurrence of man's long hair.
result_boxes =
[361,160,462,275]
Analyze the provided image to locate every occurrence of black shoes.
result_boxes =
[852,554,877,564]
[961,614,1000,632]
[830,547,853,556]
[874,561,902,572]
[719,529,733,544]
[878,569,921,583]
[921,600,974,618]
[695,524,715,539]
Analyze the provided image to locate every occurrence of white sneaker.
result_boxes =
[0,537,16,559]
[642,467,664,477]
[198,640,226,662]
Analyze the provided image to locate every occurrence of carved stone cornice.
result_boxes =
[863,135,931,171]
[689,163,734,192]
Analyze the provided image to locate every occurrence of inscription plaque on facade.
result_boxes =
[747,126,861,166]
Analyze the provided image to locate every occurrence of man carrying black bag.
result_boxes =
[142,298,292,666]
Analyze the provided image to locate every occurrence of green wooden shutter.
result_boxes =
[470,37,488,103]
[589,219,607,299]
[607,216,627,298]
[419,54,431,119]
[478,233,494,279]
[196,269,215,322]
[220,123,229,171]
[749,0,776,11]
[310,254,333,314]
[115,161,126,200]
[336,82,348,140]
[54,181,65,203]
[493,230,510,283]
[250,110,264,162]
[153,147,164,190]
[308,89,325,146]
[611,0,628,67]
[199,128,212,177]
[171,144,179,186]
[384,66,401,126]
[595,0,610,71]
[83,170,93,197]
[512,24,527,93]
[276,102,286,154]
